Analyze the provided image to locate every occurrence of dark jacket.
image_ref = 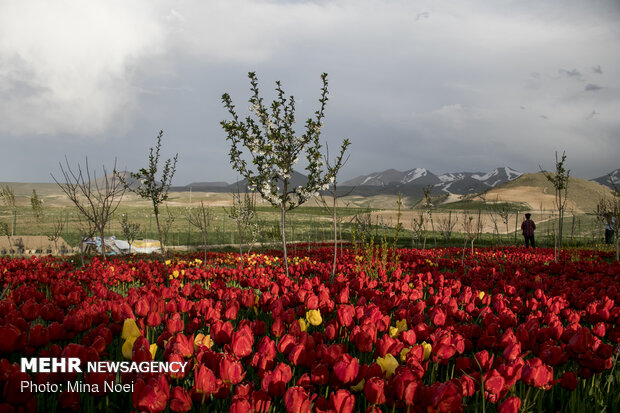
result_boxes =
[521,219,536,237]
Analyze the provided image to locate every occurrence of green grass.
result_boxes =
[0,203,610,252]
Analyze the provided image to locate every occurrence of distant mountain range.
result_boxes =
[172,167,619,197]
[591,169,620,190]
[340,167,523,196]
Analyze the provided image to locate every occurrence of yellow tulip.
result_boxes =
[121,319,141,340]
[194,333,213,350]
[396,319,408,333]
[122,336,138,360]
[400,347,411,362]
[422,341,432,361]
[376,353,399,378]
[388,326,399,338]
[350,378,365,392]
[298,318,308,332]
[478,291,485,300]
[306,309,322,326]
[149,344,157,359]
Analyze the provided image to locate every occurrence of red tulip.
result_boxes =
[430,380,462,413]
[333,354,360,384]
[28,324,50,348]
[231,324,254,358]
[219,354,246,385]
[166,313,184,335]
[261,362,293,397]
[252,389,272,413]
[498,396,521,413]
[330,389,356,413]
[133,374,170,413]
[58,390,81,412]
[521,358,553,389]
[230,396,252,413]
[193,364,217,398]
[484,369,505,403]
[337,305,355,328]
[284,386,313,413]
[559,371,578,390]
[364,377,387,405]
[0,324,24,353]
[224,300,240,320]
[147,311,162,327]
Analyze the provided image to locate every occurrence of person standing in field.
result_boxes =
[521,213,536,248]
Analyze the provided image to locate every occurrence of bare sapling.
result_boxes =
[317,140,351,281]
[0,185,16,236]
[226,185,258,265]
[119,213,141,254]
[541,151,570,262]
[117,130,178,263]
[47,215,65,255]
[52,157,125,260]
[187,201,214,264]
[0,222,11,253]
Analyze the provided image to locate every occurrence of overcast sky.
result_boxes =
[1,0,619,184]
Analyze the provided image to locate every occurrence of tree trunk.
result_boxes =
[100,227,106,260]
[79,237,85,267]
[281,204,289,277]
[154,207,166,260]
[281,178,289,277]
[203,230,207,264]
[238,222,244,265]
[331,187,337,282]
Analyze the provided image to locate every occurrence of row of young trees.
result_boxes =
[47,72,351,277]
[43,73,620,270]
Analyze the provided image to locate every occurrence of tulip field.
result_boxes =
[1,245,619,412]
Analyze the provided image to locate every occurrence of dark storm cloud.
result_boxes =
[1,0,619,183]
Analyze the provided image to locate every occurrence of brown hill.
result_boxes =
[477,172,613,213]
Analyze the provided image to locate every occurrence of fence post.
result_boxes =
[187,215,191,247]
[13,210,16,236]
[66,212,69,240]
[514,211,519,245]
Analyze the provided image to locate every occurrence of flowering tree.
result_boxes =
[221,72,348,276]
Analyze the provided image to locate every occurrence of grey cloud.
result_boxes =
[586,110,599,120]
[592,65,603,74]
[585,84,603,92]
[559,68,582,78]
[416,11,430,20]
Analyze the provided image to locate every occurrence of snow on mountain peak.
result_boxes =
[402,168,428,183]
